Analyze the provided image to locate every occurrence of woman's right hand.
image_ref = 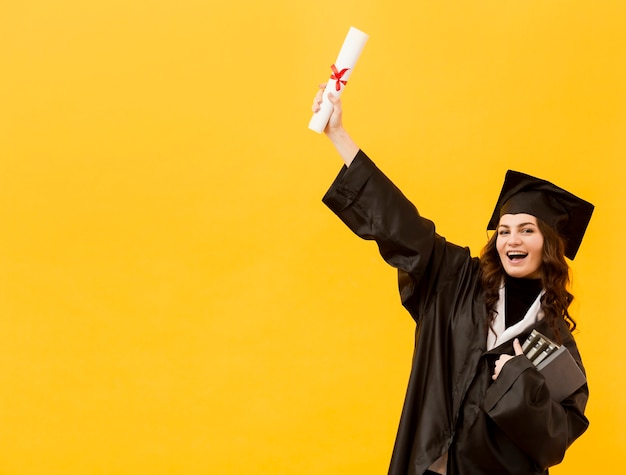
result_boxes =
[312,83,359,167]
[312,84,344,135]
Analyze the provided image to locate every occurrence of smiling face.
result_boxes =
[496,213,545,279]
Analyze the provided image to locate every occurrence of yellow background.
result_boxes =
[1,1,624,473]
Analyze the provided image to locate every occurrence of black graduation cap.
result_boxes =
[487,170,594,260]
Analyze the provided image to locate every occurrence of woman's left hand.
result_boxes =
[492,338,524,380]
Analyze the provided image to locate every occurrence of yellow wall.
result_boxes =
[1,1,624,473]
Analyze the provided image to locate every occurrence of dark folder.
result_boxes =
[522,330,586,402]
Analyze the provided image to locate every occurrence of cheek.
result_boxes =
[530,240,544,267]
[495,237,505,254]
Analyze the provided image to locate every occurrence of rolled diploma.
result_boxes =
[308,27,369,133]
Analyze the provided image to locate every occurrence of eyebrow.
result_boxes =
[498,222,538,229]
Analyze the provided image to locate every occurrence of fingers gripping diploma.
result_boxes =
[311,84,358,167]
[311,85,344,133]
[492,338,524,381]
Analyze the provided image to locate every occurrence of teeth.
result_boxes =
[507,252,527,259]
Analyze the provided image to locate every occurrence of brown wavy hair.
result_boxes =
[479,218,575,341]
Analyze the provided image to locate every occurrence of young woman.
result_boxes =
[311,88,594,475]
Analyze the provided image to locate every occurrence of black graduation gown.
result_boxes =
[322,151,589,475]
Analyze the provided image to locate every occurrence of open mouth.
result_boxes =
[507,251,528,261]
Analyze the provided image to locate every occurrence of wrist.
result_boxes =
[326,127,359,167]
[324,124,345,141]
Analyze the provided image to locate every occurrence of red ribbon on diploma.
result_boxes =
[330,64,350,91]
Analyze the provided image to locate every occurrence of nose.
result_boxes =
[508,231,522,245]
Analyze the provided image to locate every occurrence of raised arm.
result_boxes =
[311,85,359,167]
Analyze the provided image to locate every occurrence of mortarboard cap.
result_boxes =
[487,170,594,260]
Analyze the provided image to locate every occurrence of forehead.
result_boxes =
[498,213,538,227]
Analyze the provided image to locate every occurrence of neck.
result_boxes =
[504,275,543,328]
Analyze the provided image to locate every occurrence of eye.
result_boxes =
[521,228,535,234]
[498,229,510,236]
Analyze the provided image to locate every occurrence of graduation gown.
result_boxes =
[322,151,589,475]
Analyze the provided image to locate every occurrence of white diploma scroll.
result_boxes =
[308,26,369,133]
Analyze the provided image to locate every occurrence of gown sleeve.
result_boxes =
[322,150,473,310]
[482,332,589,469]
[322,150,435,278]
